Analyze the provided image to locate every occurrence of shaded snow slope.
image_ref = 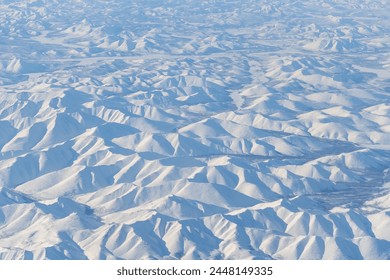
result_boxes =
[1,0,390,259]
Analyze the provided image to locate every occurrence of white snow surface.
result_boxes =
[1,0,390,260]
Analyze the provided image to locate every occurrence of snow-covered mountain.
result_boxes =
[1,0,389,259]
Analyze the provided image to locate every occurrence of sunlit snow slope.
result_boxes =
[1,0,390,259]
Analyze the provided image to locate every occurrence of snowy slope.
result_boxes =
[0,0,390,259]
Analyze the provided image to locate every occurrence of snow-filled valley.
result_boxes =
[0,0,390,259]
